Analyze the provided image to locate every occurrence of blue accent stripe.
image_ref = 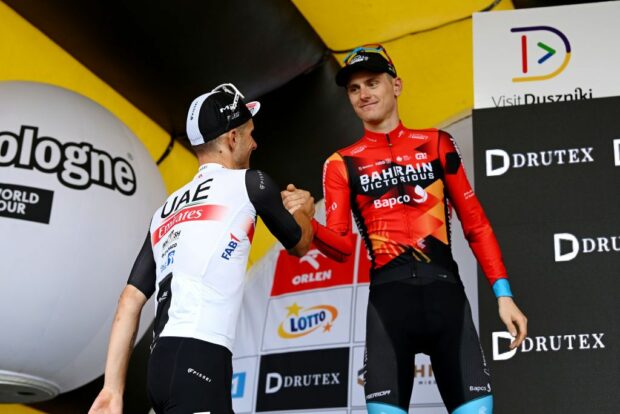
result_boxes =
[492,278,512,297]
[452,395,493,414]
[367,402,408,414]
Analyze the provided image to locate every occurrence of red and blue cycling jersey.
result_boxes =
[312,122,510,292]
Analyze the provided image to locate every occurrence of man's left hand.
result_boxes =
[498,297,528,349]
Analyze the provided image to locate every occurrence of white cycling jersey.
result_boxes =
[128,163,301,351]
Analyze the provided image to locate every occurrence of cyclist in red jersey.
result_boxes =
[283,45,527,414]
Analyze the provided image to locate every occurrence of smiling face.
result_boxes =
[345,71,402,131]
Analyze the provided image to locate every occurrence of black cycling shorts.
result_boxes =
[363,260,492,413]
[147,336,233,414]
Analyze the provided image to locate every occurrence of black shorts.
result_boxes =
[147,336,233,414]
[364,261,492,413]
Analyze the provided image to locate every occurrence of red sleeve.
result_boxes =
[312,153,355,262]
[438,131,508,287]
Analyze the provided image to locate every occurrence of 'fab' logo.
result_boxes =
[511,26,571,82]
[221,233,240,260]
[277,302,338,339]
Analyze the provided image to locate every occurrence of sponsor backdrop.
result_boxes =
[0,81,165,402]
[473,3,620,413]
[473,1,620,110]
[229,117,481,414]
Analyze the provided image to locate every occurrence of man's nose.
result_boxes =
[360,86,371,99]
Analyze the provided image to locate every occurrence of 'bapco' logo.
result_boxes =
[511,26,571,82]
[0,125,136,195]
[277,302,338,339]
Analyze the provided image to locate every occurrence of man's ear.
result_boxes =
[226,128,238,150]
[393,77,403,97]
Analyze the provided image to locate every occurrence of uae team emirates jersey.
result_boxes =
[316,122,507,287]
[127,163,301,351]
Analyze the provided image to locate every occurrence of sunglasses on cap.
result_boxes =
[210,83,246,113]
[342,43,395,67]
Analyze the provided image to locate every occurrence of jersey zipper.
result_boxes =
[385,133,417,277]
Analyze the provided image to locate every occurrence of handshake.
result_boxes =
[281,183,315,218]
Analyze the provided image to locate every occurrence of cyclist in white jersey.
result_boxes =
[89,83,314,414]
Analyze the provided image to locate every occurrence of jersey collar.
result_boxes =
[195,163,224,179]
[363,121,406,143]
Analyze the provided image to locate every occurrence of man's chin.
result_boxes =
[358,113,382,124]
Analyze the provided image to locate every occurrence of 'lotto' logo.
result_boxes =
[511,26,571,82]
[277,302,338,339]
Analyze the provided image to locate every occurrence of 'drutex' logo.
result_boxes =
[493,331,605,361]
[554,232,620,262]
[265,372,341,394]
[511,26,571,82]
[485,147,593,177]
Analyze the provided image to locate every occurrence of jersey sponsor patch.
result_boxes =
[221,233,241,260]
[160,249,175,272]
[152,204,227,245]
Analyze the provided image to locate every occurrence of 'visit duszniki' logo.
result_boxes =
[511,26,571,82]
[277,302,338,339]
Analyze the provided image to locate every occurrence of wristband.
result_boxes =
[492,278,513,298]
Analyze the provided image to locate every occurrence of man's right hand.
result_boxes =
[88,387,122,414]
[282,184,314,217]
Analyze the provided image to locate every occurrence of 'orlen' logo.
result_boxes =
[299,249,325,270]
[511,26,571,82]
[277,302,338,339]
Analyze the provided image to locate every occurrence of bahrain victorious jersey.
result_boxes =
[128,163,301,352]
[316,122,508,288]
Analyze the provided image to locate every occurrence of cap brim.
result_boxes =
[246,101,260,116]
[335,57,397,87]
[338,64,392,86]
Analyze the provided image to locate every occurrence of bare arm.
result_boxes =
[89,285,148,414]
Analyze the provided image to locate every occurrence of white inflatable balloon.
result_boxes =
[0,81,166,402]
